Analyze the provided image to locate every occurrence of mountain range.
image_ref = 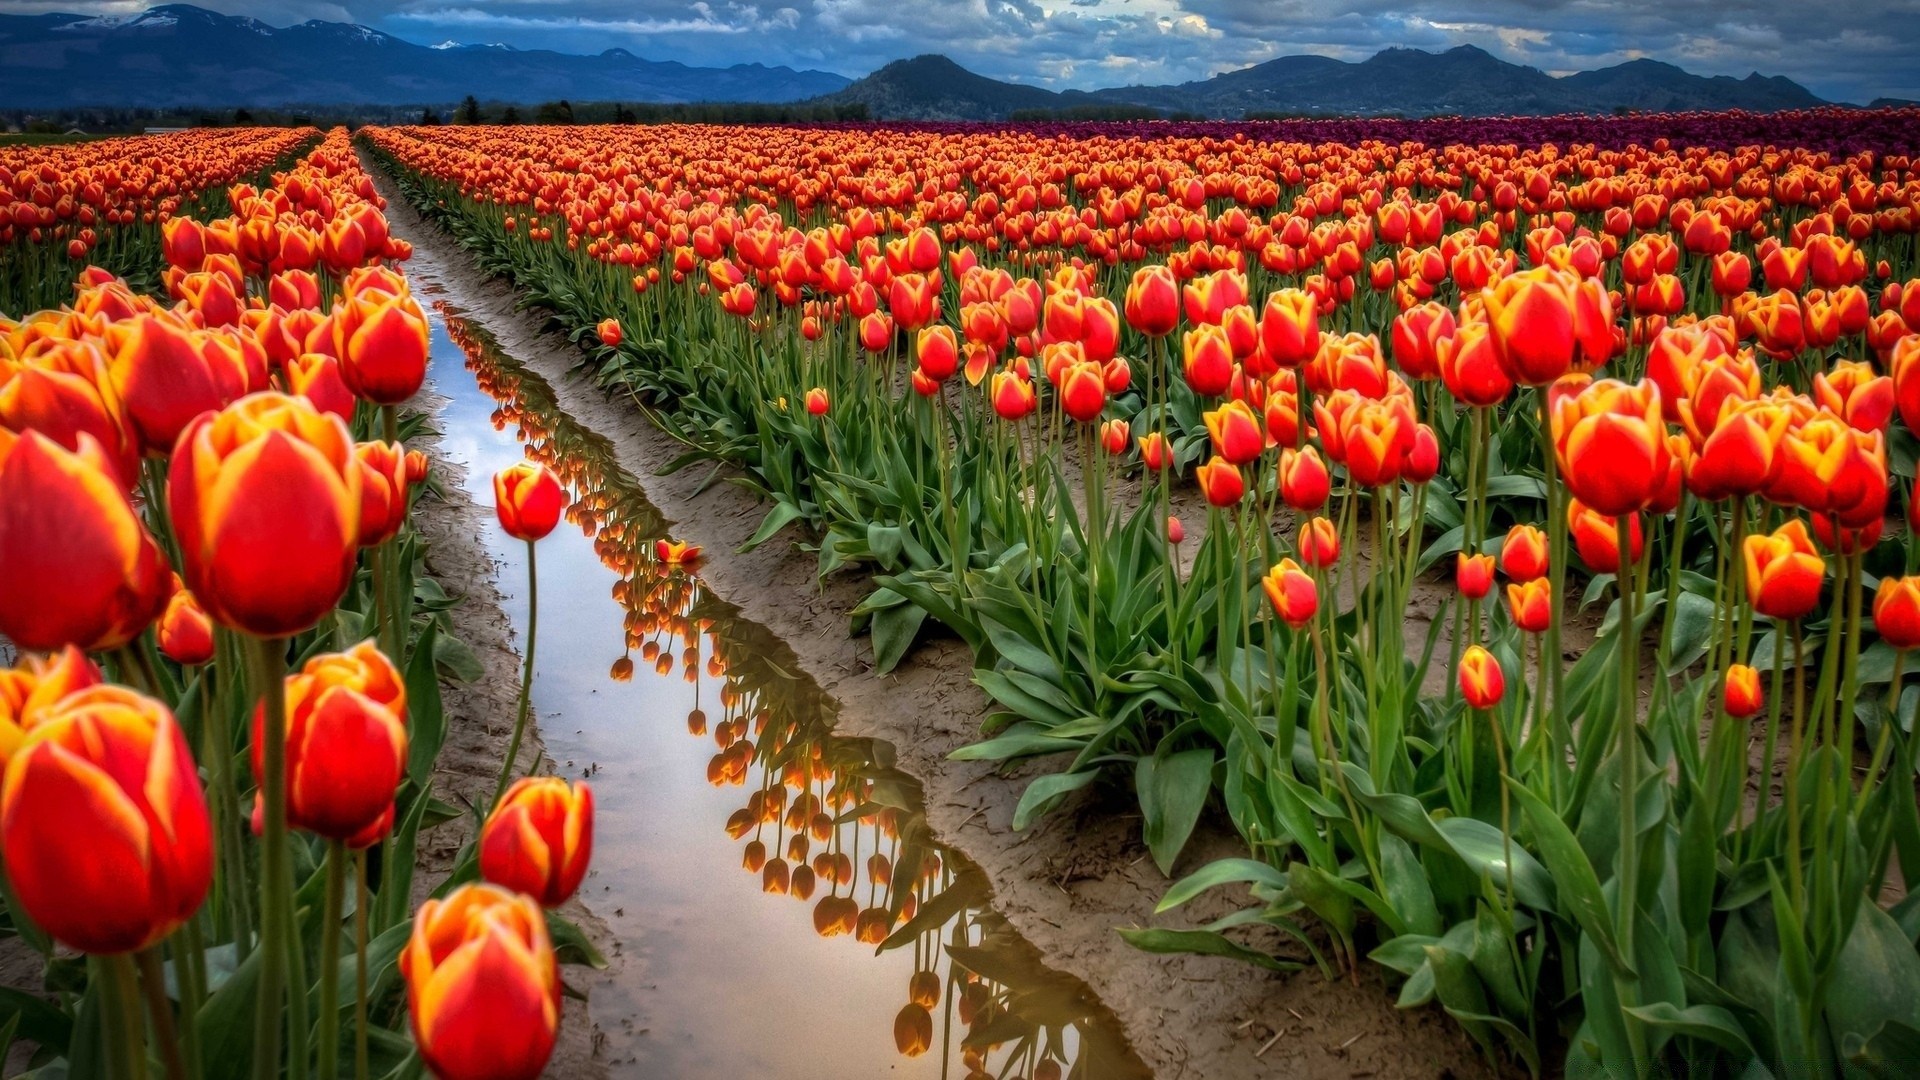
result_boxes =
[0,5,850,110]
[0,4,1829,119]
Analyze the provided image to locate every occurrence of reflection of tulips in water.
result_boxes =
[443,308,1132,1079]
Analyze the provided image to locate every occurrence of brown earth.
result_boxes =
[369,156,1501,1080]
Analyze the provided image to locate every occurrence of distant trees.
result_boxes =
[500,106,520,125]
[420,107,441,125]
[614,103,636,124]
[534,99,574,124]
[232,108,254,124]
[459,95,482,124]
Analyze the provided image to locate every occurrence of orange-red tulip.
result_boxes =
[1278,446,1329,511]
[1458,645,1504,709]
[254,642,408,843]
[168,392,361,637]
[1,685,211,953]
[804,387,830,416]
[402,884,560,1080]
[0,429,169,652]
[1262,558,1318,629]
[157,587,215,666]
[1182,323,1235,397]
[493,460,565,542]
[1195,455,1244,507]
[1552,378,1671,516]
[354,440,410,547]
[595,318,621,348]
[1482,267,1613,385]
[1723,664,1764,719]
[1124,265,1179,338]
[1744,519,1824,621]
[1438,322,1512,407]
[1456,553,1495,600]
[1203,399,1264,464]
[107,313,250,453]
[991,371,1036,421]
[480,777,594,908]
[1297,515,1340,568]
[1875,577,1920,650]
[1500,524,1548,582]
[1259,289,1320,369]
[334,292,430,405]
[1506,578,1551,633]
[916,326,958,382]
[1568,499,1642,575]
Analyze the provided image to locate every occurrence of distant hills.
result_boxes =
[818,48,1826,120]
[0,4,1832,119]
[0,5,849,110]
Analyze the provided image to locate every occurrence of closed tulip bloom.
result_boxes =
[915,326,959,382]
[895,1002,934,1057]
[1814,361,1894,433]
[1891,336,1920,433]
[1458,645,1504,710]
[1297,515,1340,568]
[1506,578,1552,633]
[1456,553,1495,600]
[1124,265,1180,338]
[0,340,139,488]
[1195,455,1245,507]
[1,685,212,953]
[1552,378,1671,516]
[283,352,357,424]
[402,884,561,1080]
[1099,419,1130,456]
[107,313,250,453]
[991,371,1037,421]
[1438,322,1513,407]
[1711,252,1752,297]
[1058,362,1107,423]
[1686,400,1790,502]
[1137,431,1172,472]
[1744,519,1825,621]
[1874,577,1920,650]
[1182,323,1235,397]
[157,587,215,666]
[0,430,170,652]
[254,642,408,843]
[1389,301,1455,381]
[0,646,103,765]
[1500,524,1549,582]
[1261,558,1318,629]
[334,292,430,405]
[1722,664,1764,720]
[1483,267,1614,385]
[1568,499,1642,575]
[1203,399,1264,464]
[1770,415,1888,528]
[493,460,565,542]
[355,440,410,547]
[1278,446,1330,511]
[595,318,622,348]
[804,387,830,416]
[169,392,361,638]
[481,777,595,908]
[1260,289,1320,369]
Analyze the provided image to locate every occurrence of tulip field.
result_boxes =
[365,108,1920,1078]
[5,106,1920,1080]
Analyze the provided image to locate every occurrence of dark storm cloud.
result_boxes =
[1,0,1912,101]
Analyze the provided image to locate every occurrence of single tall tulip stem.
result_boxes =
[1859,650,1906,818]
[494,539,540,808]
[1612,514,1650,1073]
[354,849,371,1080]
[135,947,188,1080]
[101,952,148,1080]
[249,636,291,1080]
[317,842,346,1080]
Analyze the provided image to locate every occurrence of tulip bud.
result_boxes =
[1099,419,1130,456]
[916,326,959,382]
[596,318,622,348]
[1458,645,1504,710]
[254,642,408,843]
[1722,664,1764,719]
[990,371,1036,421]
[1297,515,1340,568]
[2,685,212,953]
[493,460,565,542]
[481,777,594,908]
[1260,289,1320,368]
[1551,378,1671,516]
[158,587,215,666]
[1500,524,1549,582]
[1456,553,1495,600]
[1182,324,1235,397]
[1506,578,1552,634]
[1743,519,1824,622]
[1568,499,1642,575]
[1261,558,1318,629]
[1138,431,1172,472]
[1194,455,1244,507]
[1124,265,1180,338]
[169,393,361,638]
[354,440,411,548]
[1203,400,1264,464]
[402,884,560,1080]
[1875,577,1920,650]
[1057,362,1107,423]
[1278,446,1330,511]
[335,291,430,406]
[1165,516,1184,545]
[0,430,170,652]
[804,387,831,416]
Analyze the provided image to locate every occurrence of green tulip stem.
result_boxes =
[248,636,291,1080]
[135,947,187,1080]
[493,538,540,808]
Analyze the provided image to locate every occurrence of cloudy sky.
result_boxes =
[5,0,1916,102]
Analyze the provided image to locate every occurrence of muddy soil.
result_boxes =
[369,159,1499,1080]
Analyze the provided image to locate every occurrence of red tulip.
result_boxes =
[402,884,560,1080]
[480,777,594,908]
[1458,645,1504,709]
[493,461,565,542]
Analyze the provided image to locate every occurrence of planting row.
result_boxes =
[0,129,596,1079]
[366,115,1920,1079]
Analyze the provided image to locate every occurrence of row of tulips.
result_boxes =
[447,308,1138,1078]
[369,114,1920,1078]
[0,129,318,316]
[0,129,598,1080]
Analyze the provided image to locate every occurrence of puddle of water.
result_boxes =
[421,299,1149,1080]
